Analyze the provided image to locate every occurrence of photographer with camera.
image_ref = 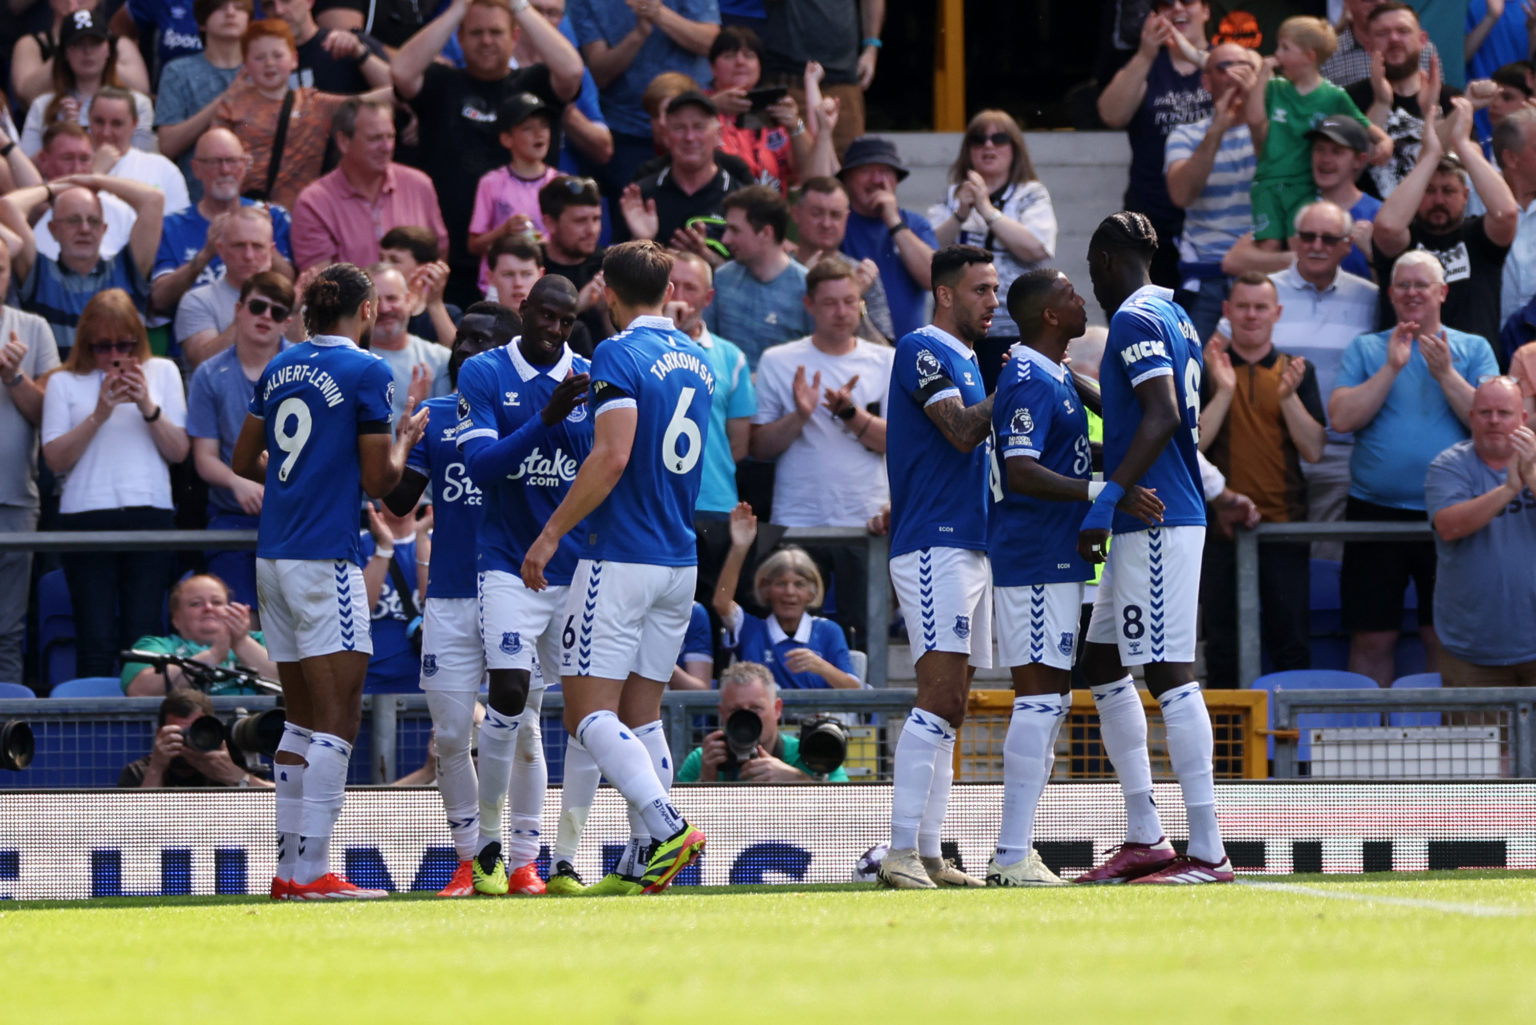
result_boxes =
[118,688,274,789]
[676,662,850,783]
[122,574,277,695]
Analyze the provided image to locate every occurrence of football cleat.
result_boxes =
[1128,854,1235,885]
[922,854,984,887]
[437,859,476,897]
[507,861,546,895]
[586,872,644,897]
[641,824,706,894]
[876,847,937,890]
[290,873,388,900]
[472,841,510,896]
[269,877,294,901]
[546,861,586,896]
[1074,837,1178,884]
[986,850,1067,887]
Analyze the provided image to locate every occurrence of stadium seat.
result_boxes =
[1248,669,1380,766]
[49,677,125,698]
[37,569,76,690]
[848,650,868,685]
[1309,559,1341,635]
[1389,672,1443,727]
[0,682,35,699]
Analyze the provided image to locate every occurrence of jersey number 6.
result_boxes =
[662,386,702,475]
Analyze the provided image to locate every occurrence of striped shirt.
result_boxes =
[1163,118,1255,266]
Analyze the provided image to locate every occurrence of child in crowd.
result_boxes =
[467,92,562,292]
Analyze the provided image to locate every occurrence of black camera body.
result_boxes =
[798,714,849,776]
[719,707,763,772]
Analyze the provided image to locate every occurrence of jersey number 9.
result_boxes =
[273,396,314,482]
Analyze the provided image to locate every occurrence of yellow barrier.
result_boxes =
[958,687,1269,781]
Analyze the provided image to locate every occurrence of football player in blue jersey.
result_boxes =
[382,301,520,897]
[1074,212,1234,885]
[232,264,429,900]
[985,269,1165,887]
[521,240,713,895]
[880,244,999,890]
[454,278,590,896]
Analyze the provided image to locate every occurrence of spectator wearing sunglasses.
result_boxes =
[186,271,296,608]
[177,206,280,368]
[39,289,189,677]
[0,174,163,360]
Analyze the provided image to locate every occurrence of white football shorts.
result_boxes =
[995,581,1087,671]
[479,570,563,688]
[418,596,485,693]
[561,559,695,683]
[256,558,372,662]
[889,547,993,669]
[1084,525,1204,665]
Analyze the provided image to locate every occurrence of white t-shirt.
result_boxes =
[752,336,894,527]
[39,357,188,514]
[33,192,135,262]
[109,148,192,216]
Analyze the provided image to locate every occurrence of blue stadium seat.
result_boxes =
[0,682,35,699]
[49,677,125,698]
[1389,672,1442,727]
[1248,669,1380,765]
[37,569,76,690]
[1309,559,1342,635]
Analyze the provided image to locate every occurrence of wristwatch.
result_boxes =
[3,372,22,387]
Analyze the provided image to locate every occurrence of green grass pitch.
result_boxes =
[5,873,1534,1024]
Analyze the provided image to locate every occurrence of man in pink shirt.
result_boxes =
[290,97,449,270]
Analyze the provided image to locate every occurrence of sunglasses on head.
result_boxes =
[1296,230,1346,245]
[244,297,291,320]
[967,131,1010,148]
[560,176,598,195]
[91,340,136,355]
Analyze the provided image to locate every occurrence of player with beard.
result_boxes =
[381,301,519,896]
[454,276,589,895]
[878,244,998,890]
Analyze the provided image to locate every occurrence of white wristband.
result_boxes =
[372,547,394,560]
[1087,481,1106,500]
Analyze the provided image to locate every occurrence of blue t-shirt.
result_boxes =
[359,532,421,693]
[1343,192,1382,281]
[886,325,991,557]
[127,0,205,81]
[154,199,294,288]
[679,600,713,667]
[585,315,714,565]
[1100,285,1207,533]
[569,0,719,138]
[703,259,813,368]
[407,394,484,600]
[455,342,593,586]
[1337,327,1497,510]
[694,329,756,514]
[989,344,1093,586]
[841,208,940,339]
[186,342,290,515]
[727,609,853,691]
[248,335,395,562]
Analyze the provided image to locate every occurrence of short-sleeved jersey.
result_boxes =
[989,345,1093,586]
[584,315,714,566]
[407,394,484,600]
[248,335,394,562]
[1100,286,1207,534]
[886,325,991,557]
[455,342,593,586]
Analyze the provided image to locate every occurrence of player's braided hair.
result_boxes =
[1088,211,1158,262]
[303,263,375,337]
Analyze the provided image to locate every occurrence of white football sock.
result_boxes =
[425,690,479,861]
[296,732,350,885]
[891,708,953,852]
[576,710,682,840]
[996,693,1060,866]
[506,697,547,866]
[1045,689,1072,780]
[917,730,956,859]
[273,722,311,881]
[1159,681,1225,863]
[554,735,599,865]
[475,706,519,849]
[1092,677,1164,845]
[634,720,673,790]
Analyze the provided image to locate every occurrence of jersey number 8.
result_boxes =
[273,397,314,482]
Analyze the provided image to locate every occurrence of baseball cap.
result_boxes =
[59,9,110,48]
[1305,115,1370,153]
[498,92,551,128]
[665,90,718,118]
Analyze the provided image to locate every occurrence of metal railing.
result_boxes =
[1234,521,1434,688]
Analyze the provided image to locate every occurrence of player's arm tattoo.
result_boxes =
[924,393,996,452]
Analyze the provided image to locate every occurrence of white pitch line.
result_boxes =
[1238,880,1527,918]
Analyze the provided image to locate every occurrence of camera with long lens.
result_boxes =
[1,720,34,771]
[797,714,849,776]
[720,707,763,772]
[183,708,287,763]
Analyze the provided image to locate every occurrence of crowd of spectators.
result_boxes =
[2,0,1535,703]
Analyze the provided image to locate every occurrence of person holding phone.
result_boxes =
[707,26,812,195]
[39,289,189,678]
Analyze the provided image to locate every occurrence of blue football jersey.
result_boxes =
[1100,286,1207,533]
[407,395,484,600]
[886,326,991,557]
[584,315,714,566]
[989,345,1093,586]
[456,342,593,586]
[248,335,395,562]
